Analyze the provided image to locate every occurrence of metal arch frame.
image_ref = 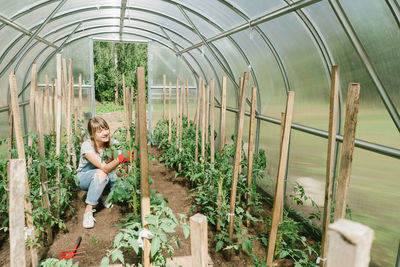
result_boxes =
[329,0,400,132]
[385,0,400,29]
[14,18,223,102]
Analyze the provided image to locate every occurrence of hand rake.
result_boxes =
[59,236,85,259]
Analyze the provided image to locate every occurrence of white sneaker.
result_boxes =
[101,195,113,209]
[83,209,96,228]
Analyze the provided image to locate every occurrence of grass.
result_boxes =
[95,101,125,114]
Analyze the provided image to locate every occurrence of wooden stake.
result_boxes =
[9,159,27,267]
[62,58,68,121]
[51,80,55,133]
[131,87,134,123]
[56,54,63,197]
[28,63,37,168]
[216,172,223,231]
[168,82,172,142]
[71,77,77,169]
[45,75,50,135]
[246,86,257,227]
[191,214,209,267]
[220,76,227,151]
[200,80,205,162]
[326,219,374,267]
[205,85,210,145]
[320,65,340,266]
[266,91,295,266]
[8,101,13,160]
[9,72,38,267]
[78,73,82,120]
[186,79,189,126]
[163,74,166,120]
[66,59,72,168]
[137,67,151,267]
[195,79,202,163]
[210,79,215,166]
[123,74,131,140]
[178,84,184,171]
[228,72,249,240]
[277,112,286,224]
[334,83,360,221]
[176,77,180,146]
[237,76,244,175]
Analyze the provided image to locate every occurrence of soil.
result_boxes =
[0,111,298,266]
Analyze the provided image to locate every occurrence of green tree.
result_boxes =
[94,41,148,103]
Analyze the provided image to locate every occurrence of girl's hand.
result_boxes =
[118,151,133,163]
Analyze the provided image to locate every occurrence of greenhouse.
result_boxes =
[0,0,399,266]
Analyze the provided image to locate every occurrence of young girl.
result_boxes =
[77,117,130,228]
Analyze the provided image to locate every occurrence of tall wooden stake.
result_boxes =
[320,65,340,266]
[78,73,83,120]
[220,76,227,151]
[51,80,55,133]
[200,80,206,162]
[266,91,295,266]
[163,74,166,120]
[210,79,215,166]
[246,86,257,227]
[228,72,249,240]
[45,75,50,135]
[55,54,63,199]
[178,84,184,171]
[123,74,131,140]
[176,77,180,146]
[8,101,13,160]
[168,82,172,142]
[195,79,202,163]
[137,67,151,267]
[9,159,27,267]
[62,58,68,121]
[9,72,38,267]
[334,83,360,221]
[205,85,210,146]
[186,79,189,126]
[28,63,37,168]
[66,59,73,168]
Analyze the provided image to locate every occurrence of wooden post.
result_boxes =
[210,79,215,166]
[123,74,131,140]
[62,58,68,121]
[326,219,374,267]
[71,77,77,169]
[66,59,72,168]
[220,76,227,151]
[163,74,166,120]
[200,80,205,162]
[8,101,13,160]
[45,75,50,135]
[237,77,244,175]
[277,112,286,223]
[78,73,83,120]
[35,90,52,244]
[266,91,295,266]
[56,54,63,196]
[137,67,151,267]
[216,172,223,231]
[186,79,189,126]
[28,63,37,168]
[246,86,257,227]
[176,77,180,146]
[168,82,172,142]
[51,80,55,133]
[320,65,340,266]
[178,84,184,171]
[195,79,202,163]
[131,87,135,124]
[190,214,208,267]
[228,72,249,240]
[9,159,27,267]
[9,72,38,267]
[205,85,210,146]
[334,83,360,221]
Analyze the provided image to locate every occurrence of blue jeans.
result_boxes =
[77,164,118,205]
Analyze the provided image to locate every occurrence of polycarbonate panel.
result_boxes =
[183,0,245,29]
[226,0,285,20]
[0,111,8,157]
[166,30,194,51]
[132,0,188,24]
[231,30,287,119]
[13,1,59,29]
[258,13,330,131]
[0,35,30,73]
[255,120,282,196]
[0,27,24,62]
[347,148,400,266]
[340,0,400,110]
[183,10,221,39]
[0,0,38,17]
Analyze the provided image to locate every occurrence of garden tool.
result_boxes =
[59,236,85,259]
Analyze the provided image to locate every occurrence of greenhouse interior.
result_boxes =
[0,0,399,266]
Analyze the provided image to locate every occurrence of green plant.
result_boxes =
[40,258,79,267]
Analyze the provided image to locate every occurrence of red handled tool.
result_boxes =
[60,236,85,259]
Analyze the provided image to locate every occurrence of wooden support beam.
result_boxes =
[210,79,215,166]
[220,76,227,151]
[28,63,37,168]
[266,91,295,266]
[228,72,249,240]
[195,79,202,163]
[237,76,244,175]
[320,65,340,266]
[137,67,151,267]
[326,219,374,267]
[278,112,286,223]
[190,213,208,267]
[334,83,360,221]
[246,86,257,227]
[176,77,180,147]
[9,72,38,267]
[62,58,68,121]
[200,80,206,162]
[163,74,166,120]
[168,81,172,142]
[123,74,131,141]
[55,54,63,198]
[78,73,82,121]
[9,159,27,267]
[205,85,210,146]
[51,80,55,133]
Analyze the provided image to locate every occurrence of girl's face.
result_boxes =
[94,127,110,144]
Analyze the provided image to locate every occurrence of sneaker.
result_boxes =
[83,209,96,228]
[101,195,113,209]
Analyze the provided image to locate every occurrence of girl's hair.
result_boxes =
[87,116,112,154]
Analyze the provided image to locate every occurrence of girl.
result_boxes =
[77,117,130,228]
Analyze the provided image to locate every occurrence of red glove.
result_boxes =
[118,151,133,163]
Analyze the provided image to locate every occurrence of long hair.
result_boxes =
[87,117,112,154]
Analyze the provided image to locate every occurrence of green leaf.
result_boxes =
[182,224,190,239]
[114,232,124,247]
[146,215,158,225]
[111,249,125,264]
[151,236,161,257]
[100,257,110,267]
[216,240,224,252]
[279,250,289,259]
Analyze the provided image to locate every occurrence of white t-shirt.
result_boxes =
[77,138,120,172]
